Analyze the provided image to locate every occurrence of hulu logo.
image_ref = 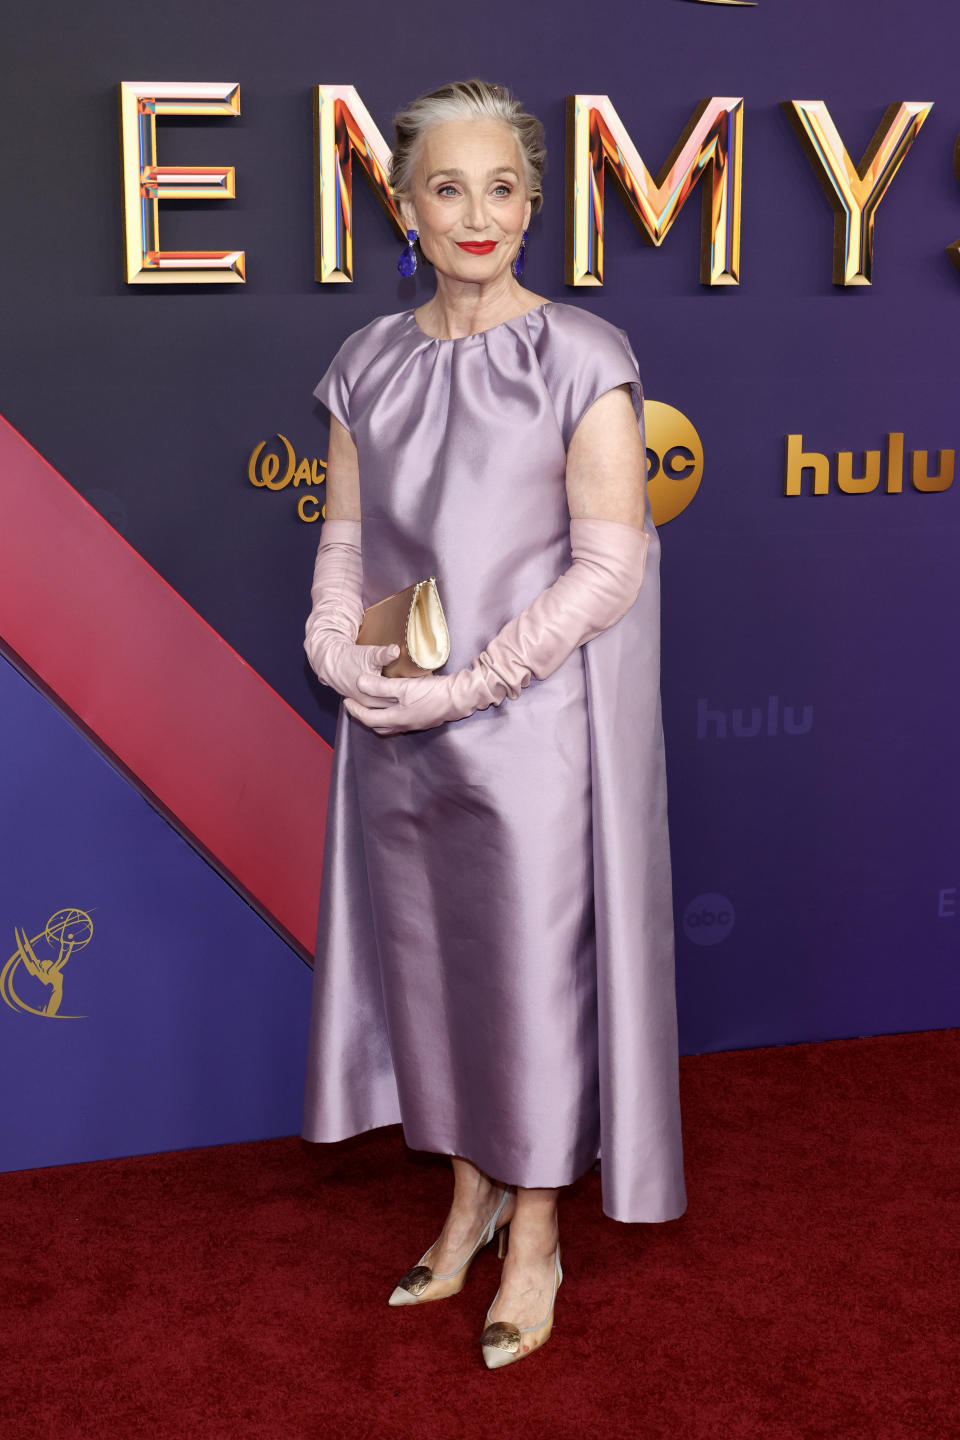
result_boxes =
[697,696,813,741]
[785,433,955,496]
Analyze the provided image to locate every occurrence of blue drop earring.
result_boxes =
[512,228,529,280]
[398,228,418,277]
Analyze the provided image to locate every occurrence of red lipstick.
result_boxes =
[456,240,497,254]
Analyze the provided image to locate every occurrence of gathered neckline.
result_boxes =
[405,300,554,344]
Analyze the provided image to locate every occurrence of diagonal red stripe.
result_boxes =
[0,413,331,957]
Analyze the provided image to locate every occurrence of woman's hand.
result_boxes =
[316,639,405,708]
[344,672,467,735]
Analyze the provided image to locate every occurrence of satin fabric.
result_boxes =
[301,301,687,1223]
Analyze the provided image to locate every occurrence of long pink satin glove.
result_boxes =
[343,516,650,736]
[303,519,403,707]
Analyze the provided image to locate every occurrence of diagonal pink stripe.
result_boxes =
[0,413,331,957]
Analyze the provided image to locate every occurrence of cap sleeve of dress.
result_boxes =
[312,342,353,436]
[539,305,645,452]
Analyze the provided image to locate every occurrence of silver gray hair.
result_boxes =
[389,79,546,213]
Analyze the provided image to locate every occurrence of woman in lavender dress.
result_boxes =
[302,79,686,1369]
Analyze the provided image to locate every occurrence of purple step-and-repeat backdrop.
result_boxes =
[1,0,958,1170]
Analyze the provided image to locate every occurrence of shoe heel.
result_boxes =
[497,1223,509,1260]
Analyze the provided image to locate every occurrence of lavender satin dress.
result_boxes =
[302,301,687,1223]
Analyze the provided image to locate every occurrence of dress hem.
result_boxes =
[301,1119,688,1224]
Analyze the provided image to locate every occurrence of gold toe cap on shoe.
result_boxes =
[480,1321,521,1355]
[388,1264,433,1305]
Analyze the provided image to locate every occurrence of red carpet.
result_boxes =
[2,1028,958,1439]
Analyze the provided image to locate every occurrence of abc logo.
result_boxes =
[644,401,704,525]
[682,893,735,946]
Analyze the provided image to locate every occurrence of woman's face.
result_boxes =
[401,117,533,285]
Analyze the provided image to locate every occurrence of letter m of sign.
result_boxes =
[566,95,743,286]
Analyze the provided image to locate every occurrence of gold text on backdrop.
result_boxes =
[565,95,743,286]
[314,85,404,284]
[248,436,326,522]
[785,433,955,495]
[949,137,960,273]
[117,85,942,288]
[118,82,245,284]
[782,102,933,285]
[644,403,703,523]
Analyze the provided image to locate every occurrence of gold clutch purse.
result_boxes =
[356,576,451,678]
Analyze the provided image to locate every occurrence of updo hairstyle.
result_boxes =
[389,79,546,213]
